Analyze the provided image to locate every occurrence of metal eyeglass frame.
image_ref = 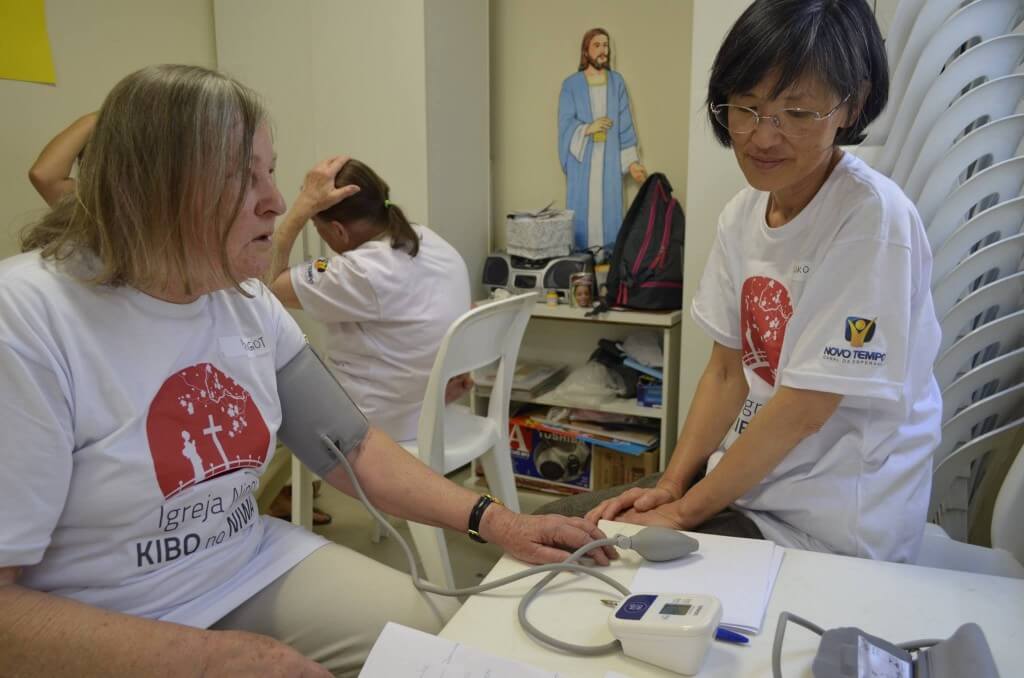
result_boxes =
[710,93,851,138]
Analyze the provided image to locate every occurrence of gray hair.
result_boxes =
[21,64,267,295]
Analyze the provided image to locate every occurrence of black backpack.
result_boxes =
[604,172,685,310]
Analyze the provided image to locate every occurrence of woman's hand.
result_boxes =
[615,505,685,530]
[294,155,360,218]
[444,373,474,404]
[481,509,619,566]
[584,485,681,525]
[205,630,331,677]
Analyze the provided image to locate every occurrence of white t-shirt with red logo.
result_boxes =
[691,152,942,562]
[0,252,328,627]
[290,225,470,442]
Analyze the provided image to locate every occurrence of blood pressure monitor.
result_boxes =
[608,593,723,675]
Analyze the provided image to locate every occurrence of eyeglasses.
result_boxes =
[710,94,851,138]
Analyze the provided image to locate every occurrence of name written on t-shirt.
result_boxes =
[136,477,259,568]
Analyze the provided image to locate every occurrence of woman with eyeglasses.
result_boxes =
[542,0,942,563]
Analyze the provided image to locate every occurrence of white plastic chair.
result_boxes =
[863,0,966,146]
[941,347,1024,421]
[903,79,1024,210]
[990,433,1024,564]
[401,292,537,588]
[931,232,1024,318]
[938,270,1024,355]
[930,385,1024,542]
[913,114,1024,223]
[935,308,1024,388]
[927,156,1024,252]
[890,35,1024,189]
[917,419,1024,577]
[932,194,1024,285]
[866,0,1024,169]
[884,0,932,74]
[934,382,1024,467]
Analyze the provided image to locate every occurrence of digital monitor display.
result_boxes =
[660,603,691,616]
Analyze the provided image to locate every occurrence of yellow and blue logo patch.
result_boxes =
[844,317,876,348]
[314,257,329,273]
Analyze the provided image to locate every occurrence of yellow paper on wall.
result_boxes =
[0,0,56,85]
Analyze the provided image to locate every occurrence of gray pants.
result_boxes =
[211,543,461,677]
[534,472,764,540]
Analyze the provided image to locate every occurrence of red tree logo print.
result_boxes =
[740,276,793,386]
[146,363,271,499]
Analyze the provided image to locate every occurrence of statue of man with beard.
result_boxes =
[558,27,647,251]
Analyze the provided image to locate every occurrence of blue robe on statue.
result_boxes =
[558,69,638,250]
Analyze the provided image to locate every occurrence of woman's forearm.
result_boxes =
[28,113,97,206]
[0,578,212,677]
[673,386,842,526]
[659,345,749,494]
[323,427,480,533]
[268,202,312,285]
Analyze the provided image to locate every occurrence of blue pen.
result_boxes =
[715,627,750,644]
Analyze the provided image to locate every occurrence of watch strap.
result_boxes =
[467,493,502,543]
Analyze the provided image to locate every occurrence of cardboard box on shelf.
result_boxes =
[591,446,658,490]
[475,411,592,495]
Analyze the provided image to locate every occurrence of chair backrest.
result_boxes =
[913,111,1024,218]
[888,35,1024,187]
[904,80,1024,209]
[864,0,968,146]
[941,346,1024,421]
[928,156,1024,252]
[934,383,1024,466]
[932,195,1024,285]
[416,292,538,470]
[935,308,1024,389]
[929,415,1024,539]
[932,232,1024,319]
[991,437,1024,562]
[885,0,931,73]
[939,270,1024,355]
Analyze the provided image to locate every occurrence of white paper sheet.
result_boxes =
[628,531,784,633]
[359,622,564,678]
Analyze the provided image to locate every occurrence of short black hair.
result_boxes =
[706,0,888,147]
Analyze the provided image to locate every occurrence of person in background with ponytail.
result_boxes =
[269,156,473,446]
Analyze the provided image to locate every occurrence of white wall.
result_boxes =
[215,0,491,343]
[0,0,216,261]
[425,0,492,295]
[676,1,750,426]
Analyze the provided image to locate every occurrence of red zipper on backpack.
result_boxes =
[632,182,667,277]
[649,197,676,270]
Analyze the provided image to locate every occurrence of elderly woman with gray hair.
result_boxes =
[1,64,615,677]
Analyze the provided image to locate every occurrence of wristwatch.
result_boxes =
[467,493,504,543]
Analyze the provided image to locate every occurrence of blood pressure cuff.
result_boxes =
[811,623,998,678]
[276,344,370,477]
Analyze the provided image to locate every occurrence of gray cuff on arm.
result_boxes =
[276,344,370,478]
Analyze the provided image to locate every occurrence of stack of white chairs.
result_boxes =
[862,0,1024,573]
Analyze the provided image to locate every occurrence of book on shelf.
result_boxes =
[520,409,658,456]
[473,361,567,399]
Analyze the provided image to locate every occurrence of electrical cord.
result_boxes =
[322,434,694,655]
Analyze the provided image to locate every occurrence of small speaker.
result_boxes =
[482,255,511,287]
[482,252,594,300]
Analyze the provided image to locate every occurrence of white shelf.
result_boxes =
[474,385,661,419]
[528,302,682,327]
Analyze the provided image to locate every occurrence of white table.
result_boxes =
[440,521,1024,677]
